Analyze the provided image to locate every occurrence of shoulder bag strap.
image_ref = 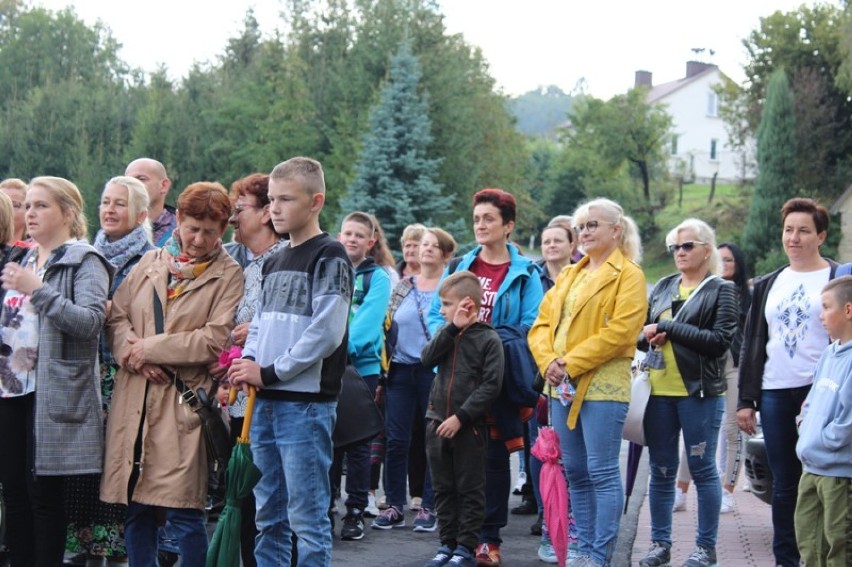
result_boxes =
[672,275,719,323]
[153,290,200,409]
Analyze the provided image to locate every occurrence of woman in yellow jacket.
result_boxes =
[529,198,647,567]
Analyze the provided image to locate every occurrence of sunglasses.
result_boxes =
[667,241,707,254]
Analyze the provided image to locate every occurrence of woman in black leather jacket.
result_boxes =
[637,218,738,567]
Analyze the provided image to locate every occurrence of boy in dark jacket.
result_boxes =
[421,271,503,567]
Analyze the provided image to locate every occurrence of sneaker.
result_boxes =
[413,508,438,532]
[372,506,405,529]
[638,541,671,567]
[537,541,557,564]
[513,472,527,494]
[423,545,454,567]
[567,557,597,567]
[475,543,501,566]
[340,510,365,540]
[672,489,687,512]
[720,490,735,514]
[449,546,476,567]
[681,546,717,567]
[364,493,381,518]
[378,494,389,510]
[410,496,423,511]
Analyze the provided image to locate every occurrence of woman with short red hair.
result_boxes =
[101,182,244,566]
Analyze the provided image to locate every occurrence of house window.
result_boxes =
[710,138,718,161]
[671,134,679,155]
[707,91,719,117]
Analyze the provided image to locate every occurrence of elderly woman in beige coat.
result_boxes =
[101,182,243,567]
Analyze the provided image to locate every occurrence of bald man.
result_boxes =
[125,158,177,247]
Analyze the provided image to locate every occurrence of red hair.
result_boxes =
[473,188,516,224]
[178,182,232,229]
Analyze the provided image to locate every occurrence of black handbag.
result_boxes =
[153,292,230,473]
[332,365,384,449]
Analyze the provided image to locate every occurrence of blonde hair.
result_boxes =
[572,198,642,264]
[0,192,14,244]
[270,156,325,195]
[665,218,722,276]
[0,178,27,192]
[400,223,427,247]
[28,176,87,240]
[103,176,153,242]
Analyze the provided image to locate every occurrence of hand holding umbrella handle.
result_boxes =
[239,386,257,442]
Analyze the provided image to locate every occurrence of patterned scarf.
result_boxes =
[162,229,221,301]
[93,224,151,273]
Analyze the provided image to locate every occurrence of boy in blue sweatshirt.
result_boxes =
[331,211,391,541]
[228,157,353,566]
[794,275,852,567]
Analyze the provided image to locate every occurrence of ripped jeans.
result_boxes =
[644,395,724,550]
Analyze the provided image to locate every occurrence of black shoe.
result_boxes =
[530,512,543,536]
[341,510,365,540]
[511,499,537,515]
[157,550,179,567]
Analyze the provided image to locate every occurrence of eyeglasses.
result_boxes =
[232,204,261,215]
[573,220,612,234]
[667,241,707,254]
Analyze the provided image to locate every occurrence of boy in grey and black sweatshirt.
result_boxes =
[421,271,502,567]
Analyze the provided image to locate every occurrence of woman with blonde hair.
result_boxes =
[529,197,647,566]
[637,218,738,567]
[0,176,112,566]
[0,177,28,244]
[66,176,154,564]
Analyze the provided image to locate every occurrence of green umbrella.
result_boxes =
[207,387,260,567]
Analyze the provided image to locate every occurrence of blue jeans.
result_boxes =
[124,503,207,567]
[553,400,626,565]
[252,398,337,566]
[384,362,435,510]
[644,395,724,550]
[761,386,810,567]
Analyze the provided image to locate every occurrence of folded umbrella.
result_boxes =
[206,386,260,567]
[531,399,568,567]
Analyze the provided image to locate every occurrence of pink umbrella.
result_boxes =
[531,423,568,567]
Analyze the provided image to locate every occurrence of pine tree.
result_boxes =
[341,41,450,245]
[743,68,797,272]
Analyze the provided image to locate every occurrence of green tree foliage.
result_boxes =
[741,5,852,200]
[0,0,529,241]
[742,69,797,271]
[561,89,672,210]
[342,41,449,244]
[509,85,573,139]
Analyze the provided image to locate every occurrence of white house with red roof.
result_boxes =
[636,61,754,183]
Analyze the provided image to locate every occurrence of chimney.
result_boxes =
[686,60,716,78]
[635,70,652,88]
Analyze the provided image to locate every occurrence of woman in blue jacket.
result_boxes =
[427,188,543,566]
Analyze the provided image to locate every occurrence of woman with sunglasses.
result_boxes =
[637,218,738,567]
[737,198,839,567]
[529,198,646,566]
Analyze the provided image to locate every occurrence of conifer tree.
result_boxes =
[743,68,797,271]
[341,41,450,245]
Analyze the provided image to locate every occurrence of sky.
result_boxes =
[34,0,836,99]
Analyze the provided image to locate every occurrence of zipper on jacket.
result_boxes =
[446,333,461,419]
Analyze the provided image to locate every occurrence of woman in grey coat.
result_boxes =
[0,176,112,567]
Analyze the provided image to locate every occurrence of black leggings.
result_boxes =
[0,394,66,567]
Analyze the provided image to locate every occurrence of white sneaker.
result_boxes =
[720,490,735,514]
[672,489,687,512]
[513,471,527,494]
[364,493,381,518]
[409,496,423,511]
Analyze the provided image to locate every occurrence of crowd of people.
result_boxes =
[0,156,849,567]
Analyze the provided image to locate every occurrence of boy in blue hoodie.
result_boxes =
[331,211,391,541]
[794,275,852,567]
